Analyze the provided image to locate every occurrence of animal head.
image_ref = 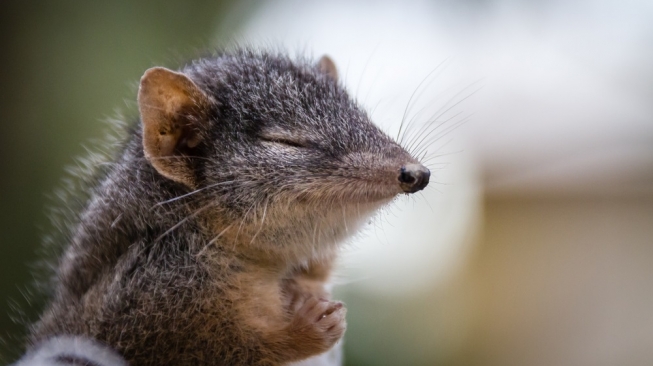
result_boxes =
[138,50,429,258]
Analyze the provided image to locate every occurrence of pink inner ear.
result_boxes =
[158,132,181,156]
[137,67,212,188]
[139,67,212,152]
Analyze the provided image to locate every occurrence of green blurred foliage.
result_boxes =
[0,0,234,361]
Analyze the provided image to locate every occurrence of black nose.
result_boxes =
[399,164,430,193]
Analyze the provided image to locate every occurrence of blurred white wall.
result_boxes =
[467,0,653,197]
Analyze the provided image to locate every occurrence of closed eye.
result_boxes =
[260,136,308,148]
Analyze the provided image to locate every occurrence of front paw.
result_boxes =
[282,278,331,312]
[288,296,346,355]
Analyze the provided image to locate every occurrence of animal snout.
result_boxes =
[398,164,430,193]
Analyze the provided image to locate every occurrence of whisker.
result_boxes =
[412,116,470,159]
[198,223,235,258]
[419,137,455,164]
[399,64,454,146]
[406,111,463,154]
[208,224,234,246]
[396,58,450,142]
[154,203,214,242]
[233,201,257,249]
[151,180,237,208]
[421,150,464,165]
[249,199,269,245]
[413,115,471,159]
[362,63,386,107]
[356,43,381,101]
[405,82,481,153]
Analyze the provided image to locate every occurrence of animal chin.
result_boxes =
[340,188,398,207]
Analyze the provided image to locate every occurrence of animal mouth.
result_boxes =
[355,162,431,199]
[292,162,431,205]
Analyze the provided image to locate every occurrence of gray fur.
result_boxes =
[27,49,423,365]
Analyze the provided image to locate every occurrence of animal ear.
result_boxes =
[317,55,338,82]
[138,67,212,188]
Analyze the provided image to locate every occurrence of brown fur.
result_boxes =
[28,49,429,365]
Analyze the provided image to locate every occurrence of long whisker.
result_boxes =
[399,63,453,145]
[151,180,237,208]
[419,137,454,163]
[154,203,214,242]
[198,223,235,258]
[402,80,481,153]
[419,192,435,213]
[407,111,463,155]
[249,199,269,245]
[401,82,454,152]
[413,115,472,159]
[208,224,234,246]
[362,63,386,107]
[396,58,450,142]
[356,43,381,101]
[412,115,470,159]
[233,201,257,250]
[421,150,464,165]
[405,82,481,154]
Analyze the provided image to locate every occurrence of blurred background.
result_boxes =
[1,1,652,365]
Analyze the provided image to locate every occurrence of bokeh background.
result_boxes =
[1,1,652,365]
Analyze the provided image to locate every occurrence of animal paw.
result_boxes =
[287,296,346,355]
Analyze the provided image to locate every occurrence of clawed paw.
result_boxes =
[288,296,346,352]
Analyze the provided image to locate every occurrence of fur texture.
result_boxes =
[28,49,426,365]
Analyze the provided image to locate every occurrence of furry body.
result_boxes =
[28,50,427,365]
